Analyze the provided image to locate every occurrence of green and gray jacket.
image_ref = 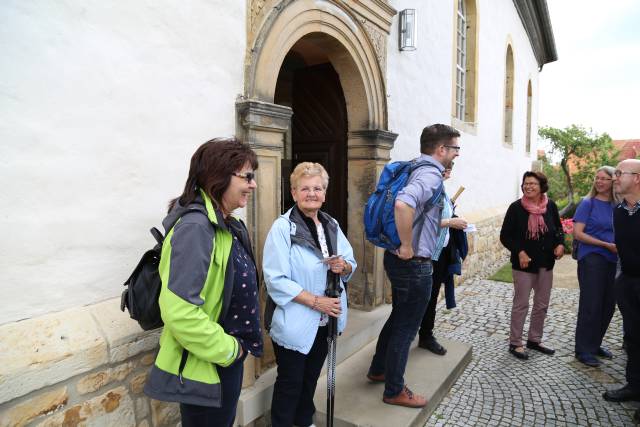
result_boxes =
[144,191,250,407]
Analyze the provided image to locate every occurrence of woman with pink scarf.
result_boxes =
[500,171,565,360]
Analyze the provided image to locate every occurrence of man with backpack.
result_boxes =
[366,124,461,408]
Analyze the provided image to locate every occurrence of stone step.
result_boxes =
[236,304,393,425]
[313,337,472,427]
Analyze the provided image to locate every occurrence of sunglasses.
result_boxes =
[231,171,256,183]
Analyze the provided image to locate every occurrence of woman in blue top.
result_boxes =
[263,162,357,427]
[573,165,618,367]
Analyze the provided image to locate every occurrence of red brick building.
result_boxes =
[613,139,640,161]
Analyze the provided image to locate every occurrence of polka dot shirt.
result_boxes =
[222,232,263,357]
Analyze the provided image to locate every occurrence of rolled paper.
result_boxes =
[451,186,465,204]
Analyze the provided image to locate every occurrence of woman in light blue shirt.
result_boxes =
[263,162,356,427]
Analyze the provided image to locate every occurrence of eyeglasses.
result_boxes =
[614,170,639,178]
[594,177,612,182]
[522,182,540,187]
[231,171,256,183]
[297,186,325,194]
[444,145,461,152]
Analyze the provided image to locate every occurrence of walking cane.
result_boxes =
[325,269,341,427]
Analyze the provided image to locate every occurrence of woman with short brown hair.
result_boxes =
[500,171,565,360]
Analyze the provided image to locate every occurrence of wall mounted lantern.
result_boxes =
[399,9,417,51]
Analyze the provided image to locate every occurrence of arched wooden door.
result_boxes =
[279,61,349,231]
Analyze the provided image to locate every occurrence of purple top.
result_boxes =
[395,154,445,258]
[573,197,617,264]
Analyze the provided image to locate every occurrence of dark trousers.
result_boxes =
[419,248,450,339]
[271,326,328,427]
[368,252,432,398]
[617,274,640,390]
[575,253,617,355]
[179,357,245,427]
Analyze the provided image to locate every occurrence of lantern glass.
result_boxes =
[399,9,417,51]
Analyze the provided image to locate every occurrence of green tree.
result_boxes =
[539,155,567,202]
[538,125,618,216]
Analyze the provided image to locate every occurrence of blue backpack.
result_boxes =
[364,160,444,250]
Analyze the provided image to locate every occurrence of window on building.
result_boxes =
[453,0,478,125]
[526,80,532,153]
[455,0,467,120]
[503,44,514,145]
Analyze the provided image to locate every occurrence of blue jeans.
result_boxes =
[575,253,616,355]
[369,252,433,397]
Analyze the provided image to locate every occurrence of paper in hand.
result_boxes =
[463,224,477,233]
[322,255,343,264]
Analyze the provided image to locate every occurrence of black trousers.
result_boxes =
[179,356,245,427]
[271,326,328,427]
[419,246,451,339]
[575,253,616,354]
[617,274,640,390]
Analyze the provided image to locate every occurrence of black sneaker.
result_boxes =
[418,336,447,355]
[603,384,640,402]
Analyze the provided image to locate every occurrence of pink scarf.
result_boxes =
[520,194,548,240]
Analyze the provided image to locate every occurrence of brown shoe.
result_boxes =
[366,372,385,383]
[382,386,427,408]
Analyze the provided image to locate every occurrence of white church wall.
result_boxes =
[387,0,542,220]
[0,0,246,324]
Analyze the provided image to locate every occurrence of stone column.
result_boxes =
[236,99,292,382]
[346,129,397,310]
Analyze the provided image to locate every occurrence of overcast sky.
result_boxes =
[538,0,640,141]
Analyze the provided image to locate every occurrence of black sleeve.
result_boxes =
[500,202,524,255]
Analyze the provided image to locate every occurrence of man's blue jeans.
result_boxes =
[368,252,433,398]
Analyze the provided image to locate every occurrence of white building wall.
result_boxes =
[387,0,541,218]
[0,0,246,324]
[0,0,547,324]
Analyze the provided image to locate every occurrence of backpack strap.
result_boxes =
[408,158,445,228]
[412,181,445,230]
[150,227,164,245]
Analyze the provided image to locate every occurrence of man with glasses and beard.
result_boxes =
[366,124,461,408]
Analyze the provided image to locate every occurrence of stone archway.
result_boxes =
[236,0,397,380]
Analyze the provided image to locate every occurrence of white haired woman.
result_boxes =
[573,165,618,367]
[263,162,357,427]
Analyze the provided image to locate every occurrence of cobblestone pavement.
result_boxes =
[425,277,639,427]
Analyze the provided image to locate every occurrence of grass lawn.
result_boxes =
[489,262,513,283]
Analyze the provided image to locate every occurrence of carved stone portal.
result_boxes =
[248,0,395,77]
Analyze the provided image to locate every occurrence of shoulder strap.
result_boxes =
[410,159,438,174]
[150,227,164,245]
[412,180,445,228]
[587,197,595,216]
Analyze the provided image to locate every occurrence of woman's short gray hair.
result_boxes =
[290,162,329,190]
